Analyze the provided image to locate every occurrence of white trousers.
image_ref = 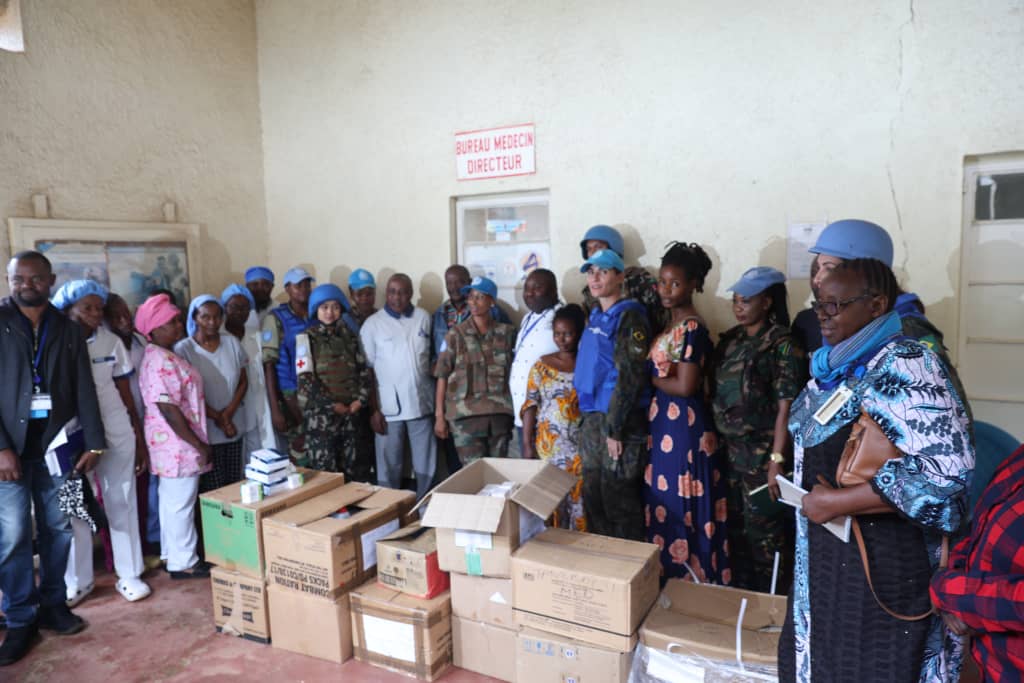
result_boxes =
[65,434,144,587]
[158,475,200,572]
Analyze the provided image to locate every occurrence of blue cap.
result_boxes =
[728,266,786,297]
[186,294,222,337]
[348,268,375,291]
[579,249,625,273]
[580,225,625,260]
[308,283,351,318]
[221,283,255,311]
[245,266,274,284]
[51,279,109,310]
[809,219,894,267]
[283,266,315,287]
[459,276,498,300]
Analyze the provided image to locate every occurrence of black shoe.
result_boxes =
[37,604,86,635]
[169,560,211,580]
[0,623,38,666]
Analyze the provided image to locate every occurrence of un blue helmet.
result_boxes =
[579,225,625,260]
[809,219,894,267]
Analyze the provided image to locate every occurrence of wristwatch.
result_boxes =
[769,452,786,465]
[86,449,104,456]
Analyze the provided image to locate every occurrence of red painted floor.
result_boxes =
[2,568,502,682]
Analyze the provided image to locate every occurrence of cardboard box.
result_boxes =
[210,567,270,643]
[376,523,450,599]
[200,468,345,577]
[516,627,632,683]
[419,458,575,578]
[350,579,453,681]
[511,529,660,651]
[640,580,787,666]
[262,483,416,598]
[267,584,352,663]
[452,616,517,682]
[450,573,514,627]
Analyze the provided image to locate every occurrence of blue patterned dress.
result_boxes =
[644,318,730,584]
[778,340,974,683]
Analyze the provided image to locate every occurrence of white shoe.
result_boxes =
[66,582,95,607]
[116,577,152,602]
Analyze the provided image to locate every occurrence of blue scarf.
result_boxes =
[810,310,903,385]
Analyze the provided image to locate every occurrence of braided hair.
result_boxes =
[660,242,712,292]
[834,258,898,312]
[762,282,791,327]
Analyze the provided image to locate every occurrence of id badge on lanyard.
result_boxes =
[30,320,51,419]
[813,384,853,426]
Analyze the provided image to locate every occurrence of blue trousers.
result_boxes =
[0,459,72,628]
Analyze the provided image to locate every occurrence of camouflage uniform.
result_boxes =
[295,322,375,482]
[582,266,667,337]
[433,318,516,464]
[578,306,651,542]
[710,323,806,592]
[262,310,308,462]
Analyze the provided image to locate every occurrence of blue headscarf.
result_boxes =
[221,283,256,311]
[810,310,903,387]
[186,294,222,337]
[51,279,109,310]
[308,283,351,319]
[245,266,274,284]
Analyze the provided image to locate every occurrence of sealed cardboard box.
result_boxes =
[262,483,416,598]
[200,468,345,577]
[452,615,516,682]
[450,573,514,627]
[516,627,631,683]
[210,567,270,643]
[419,458,575,578]
[511,529,659,651]
[376,523,449,599]
[640,580,787,666]
[350,579,452,681]
[267,584,352,663]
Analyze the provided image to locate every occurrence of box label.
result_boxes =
[362,614,416,663]
[454,530,493,550]
[361,519,401,571]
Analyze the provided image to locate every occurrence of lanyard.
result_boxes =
[515,310,548,354]
[32,319,49,391]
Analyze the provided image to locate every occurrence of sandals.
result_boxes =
[116,577,152,602]
[65,582,95,608]
[169,561,211,580]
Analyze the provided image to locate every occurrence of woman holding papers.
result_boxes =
[777,259,974,683]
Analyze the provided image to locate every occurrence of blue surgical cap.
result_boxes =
[245,266,275,284]
[51,279,109,311]
[186,294,222,338]
[221,283,256,311]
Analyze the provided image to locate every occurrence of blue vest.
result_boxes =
[574,299,646,413]
[272,304,312,392]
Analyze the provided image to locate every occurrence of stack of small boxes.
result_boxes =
[242,448,297,500]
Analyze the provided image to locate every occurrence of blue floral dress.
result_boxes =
[644,318,730,584]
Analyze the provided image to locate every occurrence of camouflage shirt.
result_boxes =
[295,322,372,411]
[710,323,806,440]
[433,318,517,420]
[582,265,667,337]
[605,307,652,439]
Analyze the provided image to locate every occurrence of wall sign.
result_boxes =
[455,123,536,181]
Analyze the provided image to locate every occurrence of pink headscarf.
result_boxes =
[134,293,180,339]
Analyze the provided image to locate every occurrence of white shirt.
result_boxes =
[245,305,274,334]
[87,326,135,440]
[238,328,276,450]
[510,306,559,426]
[174,335,250,444]
[360,307,434,422]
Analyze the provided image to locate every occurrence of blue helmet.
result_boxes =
[579,225,625,260]
[809,219,894,266]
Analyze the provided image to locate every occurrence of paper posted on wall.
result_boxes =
[775,474,851,543]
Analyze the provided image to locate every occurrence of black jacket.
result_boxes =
[0,298,105,455]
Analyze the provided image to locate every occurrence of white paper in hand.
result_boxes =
[774,474,852,543]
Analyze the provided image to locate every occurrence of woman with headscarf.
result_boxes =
[778,259,974,683]
[135,294,211,579]
[52,281,151,603]
[174,295,249,491]
[295,283,375,480]
[222,283,276,457]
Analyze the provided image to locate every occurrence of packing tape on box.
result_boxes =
[464,548,482,576]
[350,594,449,679]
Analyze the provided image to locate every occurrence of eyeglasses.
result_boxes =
[811,293,873,317]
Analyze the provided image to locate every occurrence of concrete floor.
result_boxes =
[2,568,501,682]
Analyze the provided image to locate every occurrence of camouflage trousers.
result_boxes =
[274,391,306,463]
[722,436,789,593]
[451,414,513,464]
[579,412,646,542]
[304,404,375,483]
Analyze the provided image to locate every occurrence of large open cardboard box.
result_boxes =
[419,458,575,578]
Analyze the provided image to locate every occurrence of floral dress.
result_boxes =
[521,360,585,531]
[139,344,210,479]
[644,317,729,584]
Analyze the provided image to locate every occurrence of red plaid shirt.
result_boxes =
[931,444,1024,682]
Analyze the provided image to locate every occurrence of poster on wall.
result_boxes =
[786,220,828,279]
[464,241,550,308]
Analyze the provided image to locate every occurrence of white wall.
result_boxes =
[0,0,268,294]
[256,0,1024,350]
